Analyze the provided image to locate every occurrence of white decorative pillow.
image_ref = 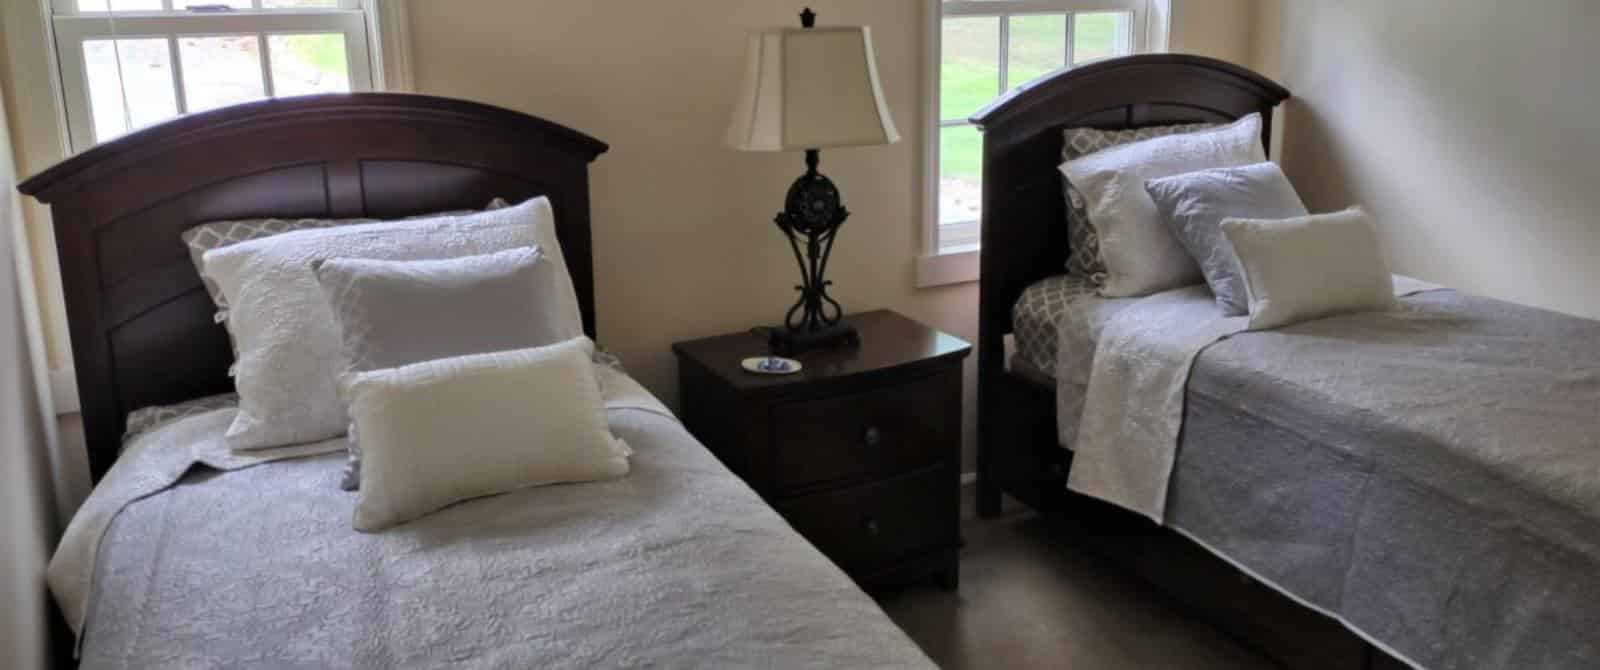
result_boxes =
[344,337,631,532]
[203,197,582,449]
[1060,122,1218,281]
[1061,114,1266,297]
[1222,207,1397,331]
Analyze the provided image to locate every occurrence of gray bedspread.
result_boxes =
[64,377,932,668]
[1166,290,1600,669]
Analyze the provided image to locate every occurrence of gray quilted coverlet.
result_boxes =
[1167,289,1600,669]
[70,404,932,668]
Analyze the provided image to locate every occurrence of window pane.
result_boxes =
[179,0,251,8]
[1073,12,1133,64]
[1007,14,1066,89]
[940,16,998,122]
[268,34,350,96]
[939,124,983,227]
[83,38,179,143]
[179,35,267,112]
[76,0,163,10]
[263,0,341,7]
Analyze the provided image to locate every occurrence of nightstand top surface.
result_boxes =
[671,310,971,392]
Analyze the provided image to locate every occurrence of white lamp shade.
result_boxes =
[726,26,900,152]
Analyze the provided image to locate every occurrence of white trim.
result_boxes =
[919,0,941,258]
[51,8,374,150]
[942,0,1146,16]
[54,0,363,13]
[365,0,412,92]
[50,368,79,415]
[37,0,76,157]
[1146,0,1172,52]
[915,247,980,288]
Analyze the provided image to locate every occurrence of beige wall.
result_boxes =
[1171,0,1253,65]
[1253,0,1600,318]
[408,0,1252,471]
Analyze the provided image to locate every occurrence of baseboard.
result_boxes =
[50,368,78,415]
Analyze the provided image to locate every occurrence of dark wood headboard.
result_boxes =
[969,54,1288,381]
[17,93,608,481]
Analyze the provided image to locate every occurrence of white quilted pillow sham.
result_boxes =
[344,337,631,532]
[1061,113,1267,298]
[1223,206,1397,330]
[203,197,582,450]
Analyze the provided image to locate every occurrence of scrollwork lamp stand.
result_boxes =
[770,146,860,355]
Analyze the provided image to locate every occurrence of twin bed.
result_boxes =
[20,95,934,668]
[973,55,1600,669]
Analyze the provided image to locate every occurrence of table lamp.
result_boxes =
[726,7,900,355]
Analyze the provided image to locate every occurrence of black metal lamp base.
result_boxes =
[769,322,860,357]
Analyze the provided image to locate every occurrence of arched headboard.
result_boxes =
[970,54,1289,358]
[18,93,609,481]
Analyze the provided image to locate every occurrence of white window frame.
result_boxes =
[51,0,374,151]
[917,0,1165,288]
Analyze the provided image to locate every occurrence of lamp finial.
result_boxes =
[800,7,816,28]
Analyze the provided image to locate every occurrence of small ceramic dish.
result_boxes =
[741,356,803,376]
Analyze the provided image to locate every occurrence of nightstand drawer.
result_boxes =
[777,466,949,573]
[771,372,957,495]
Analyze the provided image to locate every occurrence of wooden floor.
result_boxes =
[877,488,1275,669]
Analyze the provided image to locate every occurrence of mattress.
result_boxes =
[59,373,934,669]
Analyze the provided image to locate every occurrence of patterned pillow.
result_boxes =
[1060,123,1217,282]
[181,198,511,312]
[1011,274,1100,376]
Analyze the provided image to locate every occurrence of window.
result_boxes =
[51,0,374,150]
[920,0,1156,285]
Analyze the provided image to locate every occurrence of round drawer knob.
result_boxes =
[863,518,881,536]
[861,426,883,447]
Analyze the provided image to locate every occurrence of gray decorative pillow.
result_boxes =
[314,246,577,490]
[1060,123,1217,282]
[1144,162,1308,315]
[182,198,511,312]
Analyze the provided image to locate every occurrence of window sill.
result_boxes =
[915,247,980,288]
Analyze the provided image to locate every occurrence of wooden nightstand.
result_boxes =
[672,310,971,590]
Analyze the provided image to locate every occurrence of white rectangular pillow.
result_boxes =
[1222,206,1397,330]
[1061,114,1267,297]
[344,337,631,532]
[203,196,583,449]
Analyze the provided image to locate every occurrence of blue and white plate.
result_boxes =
[741,356,802,376]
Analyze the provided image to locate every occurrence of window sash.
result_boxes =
[941,0,1144,17]
[926,0,1147,257]
[55,0,361,15]
[52,8,372,150]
